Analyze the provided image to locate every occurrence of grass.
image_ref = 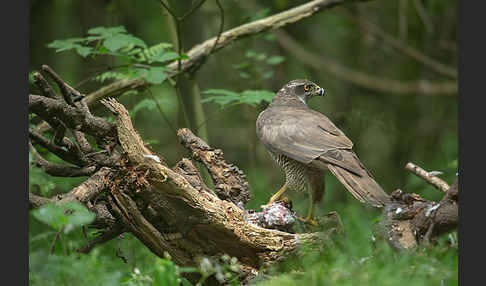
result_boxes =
[252,203,458,286]
[29,200,458,286]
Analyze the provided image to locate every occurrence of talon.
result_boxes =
[298,217,319,226]
[261,201,273,209]
[262,185,288,209]
[261,197,291,209]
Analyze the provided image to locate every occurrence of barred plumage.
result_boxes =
[270,152,311,193]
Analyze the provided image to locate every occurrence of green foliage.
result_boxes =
[266,55,286,65]
[120,257,198,286]
[29,151,55,196]
[46,25,186,85]
[29,203,457,286]
[256,244,457,286]
[201,89,275,108]
[29,71,36,84]
[48,26,146,57]
[31,202,95,233]
[196,255,241,285]
[153,258,200,286]
[131,95,170,116]
[48,37,94,58]
[29,148,88,197]
[135,43,173,62]
[93,71,127,83]
[123,268,154,286]
[131,97,163,116]
[235,50,286,84]
[30,249,124,286]
[143,67,169,84]
[252,203,458,286]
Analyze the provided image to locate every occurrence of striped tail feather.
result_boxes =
[326,164,390,207]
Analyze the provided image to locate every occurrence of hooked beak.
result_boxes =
[317,86,325,96]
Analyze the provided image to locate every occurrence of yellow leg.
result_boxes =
[298,195,319,226]
[262,185,287,207]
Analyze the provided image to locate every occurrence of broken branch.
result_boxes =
[405,162,450,192]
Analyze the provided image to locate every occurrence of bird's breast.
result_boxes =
[270,152,311,193]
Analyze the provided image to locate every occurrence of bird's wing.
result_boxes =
[257,106,363,175]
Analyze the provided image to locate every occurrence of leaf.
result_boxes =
[131,98,157,115]
[148,51,180,63]
[177,267,200,274]
[201,96,238,107]
[48,38,85,48]
[245,51,257,58]
[29,231,57,243]
[133,67,149,79]
[239,90,275,106]
[201,89,275,108]
[75,46,93,57]
[47,39,86,53]
[255,53,267,61]
[144,67,168,84]
[29,159,57,197]
[103,34,147,52]
[153,259,179,286]
[84,35,104,42]
[31,202,95,233]
[93,71,128,83]
[47,37,96,57]
[126,47,143,56]
[233,62,250,70]
[138,42,175,62]
[262,70,274,79]
[266,55,285,65]
[87,26,126,37]
[239,72,250,79]
[180,278,194,286]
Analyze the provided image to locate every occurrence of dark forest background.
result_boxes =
[29,1,458,285]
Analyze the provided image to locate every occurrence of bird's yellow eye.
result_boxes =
[304,85,311,92]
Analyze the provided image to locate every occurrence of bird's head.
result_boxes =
[273,79,325,106]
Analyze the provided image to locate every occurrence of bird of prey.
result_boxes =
[256,79,390,225]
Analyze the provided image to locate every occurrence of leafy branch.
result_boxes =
[201,89,275,109]
[47,26,187,85]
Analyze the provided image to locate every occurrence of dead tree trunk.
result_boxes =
[29,67,341,283]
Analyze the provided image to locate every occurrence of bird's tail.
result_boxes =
[327,164,390,207]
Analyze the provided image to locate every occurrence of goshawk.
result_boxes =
[256,79,390,224]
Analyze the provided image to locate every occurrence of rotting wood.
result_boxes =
[28,67,340,282]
